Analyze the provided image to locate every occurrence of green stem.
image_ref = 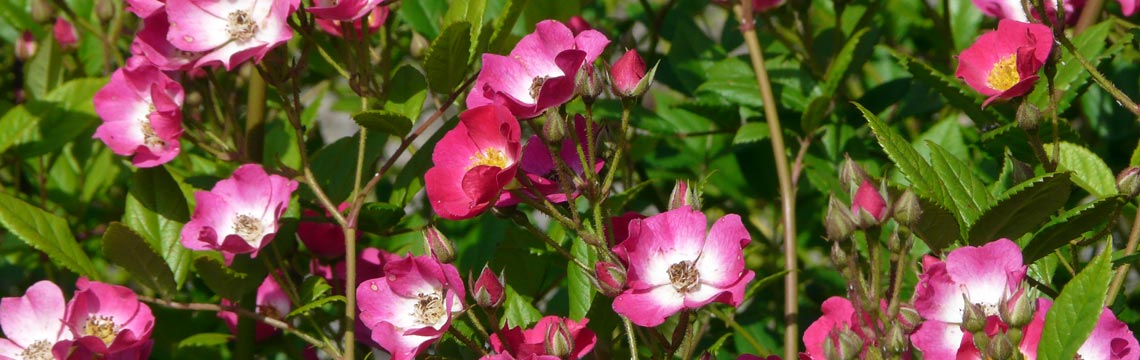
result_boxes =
[1107,207,1140,305]
[245,68,267,162]
[1056,35,1140,117]
[710,306,772,355]
[235,292,257,360]
[735,3,799,357]
[623,317,639,359]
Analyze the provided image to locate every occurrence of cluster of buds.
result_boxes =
[826,155,924,242]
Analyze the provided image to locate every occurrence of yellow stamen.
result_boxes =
[986,54,1020,91]
[468,148,509,170]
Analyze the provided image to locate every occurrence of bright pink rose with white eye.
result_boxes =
[0,281,74,360]
[218,274,292,341]
[308,0,382,21]
[1023,299,1140,360]
[424,104,521,220]
[298,203,349,259]
[612,206,755,327]
[910,239,1029,358]
[93,57,185,168]
[466,20,610,119]
[315,6,390,37]
[131,13,204,71]
[53,18,77,48]
[956,19,1053,107]
[65,278,155,356]
[165,0,293,70]
[180,164,298,261]
[501,115,603,206]
[356,254,465,360]
[488,316,597,359]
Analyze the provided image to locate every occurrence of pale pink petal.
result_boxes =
[0,281,68,347]
[696,214,750,287]
[910,320,964,359]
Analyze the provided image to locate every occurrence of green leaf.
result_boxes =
[1028,21,1112,114]
[967,173,1072,245]
[353,110,413,138]
[177,333,232,348]
[0,191,100,278]
[399,0,446,38]
[358,202,405,234]
[24,36,62,100]
[442,0,487,58]
[102,222,177,297]
[1046,142,1117,198]
[696,58,763,109]
[855,102,953,210]
[288,295,346,318]
[568,236,594,320]
[1024,196,1126,263]
[893,52,1003,129]
[299,275,332,303]
[194,254,268,300]
[487,0,527,54]
[385,66,428,122]
[0,78,107,156]
[927,142,993,225]
[744,269,790,299]
[425,22,472,94]
[1037,249,1112,360]
[913,192,962,251]
[123,166,193,288]
[502,284,541,328]
[733,122,770,145]
[308,132,386,204]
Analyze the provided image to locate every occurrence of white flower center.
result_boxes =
[83,315,119,346]
[232,214,263,244]
[412,292,445,326]
[18,340,53,360]
[667,260,700,293]
[226,10,259,42]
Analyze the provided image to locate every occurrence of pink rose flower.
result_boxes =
[910,239,1030,358]
[0,281,74,360]
[180,164,298,261]
[424,104,522,220]
[315,5,390,37]
[308,0,382,21]
[612,206,755,327]
[610,49,647,97]
[165,0,294,70]
[489,316,597,359]
[93,56,185,168]
[466,20,610,119]
[955,19,1053,107]
[501,115,603,206]
[53,18,78,48]
[131,13,204,71]
[971,0,1086,23]
[297,203,349,259]
[65,278,155,356]
[218,274,292,341]
[356,254,465,360]
[1023,299,1140,360]
[1120,0,1138,15]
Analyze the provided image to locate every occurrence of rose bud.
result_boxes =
[52,18,77,48]
[470,265,505,308]
[892,189,922,227]
[668,179,699,211]
[609,49,654,98]
[594,261,626,297]
[15,31,35,61]
[825,195,857,241]
[838,154,869,192]
[567,15,592,35]
[423,226,456,263]
[851,180,887,228]
[985,332,1015,360]
[961,295,987,334]
[544,321,574,358]
[1117,166,1140,198]
[1000,285,1034,328]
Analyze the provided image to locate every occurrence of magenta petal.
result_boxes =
[612,286,685,327]
[696,214,750,287]
[802,297,856,359]
[1121,0,1139,15]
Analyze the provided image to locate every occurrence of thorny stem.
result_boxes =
[623,317,639,359]
[1107,208,1140,305]
[508,211,592,273]
[668,311,691,359]
[735,2,799,357]
[1056,35,1140,117]
[245,68,267,162]
[138,296,343,359]
[448,326,489,355]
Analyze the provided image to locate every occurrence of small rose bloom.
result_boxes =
[610,49,647,97]
[357,254,465,360]
[315,5,390,37]
[180,164,298,261]
[65,278,155,355]
[218,274,292,341]
[166,0,294,70]
[910,239,1030,358]
[308,0,381,21]
[53,18,78,48]
[466,20,610,119]
[424,104,522,220]
[612,206,755,327]
[0,281,74,360]
[956,19,1053,107]
[93,56,185,168]
[489,316,597,359]
[297,203,349,259]
[1023,299,1140,360]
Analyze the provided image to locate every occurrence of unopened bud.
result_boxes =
[95,0,114,21]
[545,321,574,358]
[884,324,908,353]
[669,180,700,211]
[543,110,566,143]
[1001,286,1034,328]
[610,49,649,98]
[851,180,887,228]
[1117,167,1140,198]
[825,196,857,241]
[985,332,1015,360]
[1016,103,1041,134]
[835,328,864,360]
[839,154,870,192]
[30,0,54,23]
[830,242,849,266]
[567,15,593,35]
[52,18,77,49]
[15,31,35,61]
[962,296,987,334]
[423,226,455,263]
[410,32,429,59]
[898,304,921,332]
[892,190,923,226]
[594,261,626,297]
[575,64,606,103]
[470,265,505,308]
